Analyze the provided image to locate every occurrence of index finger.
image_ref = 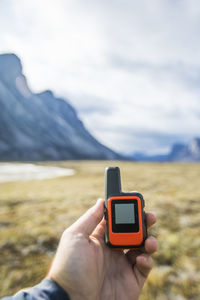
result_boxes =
[146,212,156,228]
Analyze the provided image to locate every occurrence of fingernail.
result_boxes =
[96,198,102,204]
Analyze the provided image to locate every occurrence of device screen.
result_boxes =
[111,199,139,233]
[115,203,135,224]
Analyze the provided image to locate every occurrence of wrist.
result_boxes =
[47,274,89,300]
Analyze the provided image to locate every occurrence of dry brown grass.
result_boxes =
[0,161,200,299]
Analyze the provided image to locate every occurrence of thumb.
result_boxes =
[69,198,105,237]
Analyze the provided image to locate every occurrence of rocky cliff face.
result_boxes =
[0,53,120,161]
[168,138,200,162]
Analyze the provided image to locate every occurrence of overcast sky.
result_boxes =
[0,0,200,155]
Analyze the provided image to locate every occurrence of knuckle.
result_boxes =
[146,256,153,269]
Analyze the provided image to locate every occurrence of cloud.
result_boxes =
[110,56,200,89]
[0,0,200,154]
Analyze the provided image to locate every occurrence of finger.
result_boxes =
[146,212,156,228]
[126,236,157,265]
[91,218,106,240]
[135,254,153,279]
[126,249,142,265]
[69,198,104,237]
[144,236,158,254]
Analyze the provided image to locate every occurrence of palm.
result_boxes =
[101,249,140,300]
[87,233,141,300]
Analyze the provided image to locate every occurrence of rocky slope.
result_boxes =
[0,53,120,161]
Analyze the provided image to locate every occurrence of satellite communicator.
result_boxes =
[104,167,147,248]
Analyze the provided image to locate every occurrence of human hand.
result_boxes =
[47,198,157,300]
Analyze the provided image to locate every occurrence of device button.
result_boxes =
[104,207,108,220]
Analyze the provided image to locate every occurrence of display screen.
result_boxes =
[111,199,139,233]
[115,203,135,224]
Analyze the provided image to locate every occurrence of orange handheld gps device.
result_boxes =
[104,167,147,248]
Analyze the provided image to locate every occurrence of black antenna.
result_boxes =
[105,167,122,199]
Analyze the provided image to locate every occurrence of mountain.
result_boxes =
[168,138,200,162]
[0,53,120,161]
[130,138,200,162]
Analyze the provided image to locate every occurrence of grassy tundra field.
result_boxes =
[0,161,200,299]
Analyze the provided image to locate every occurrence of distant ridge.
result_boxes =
[0,53,121,161]
[130,137,200,162]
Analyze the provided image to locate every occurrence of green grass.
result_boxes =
[0,161,200,299]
